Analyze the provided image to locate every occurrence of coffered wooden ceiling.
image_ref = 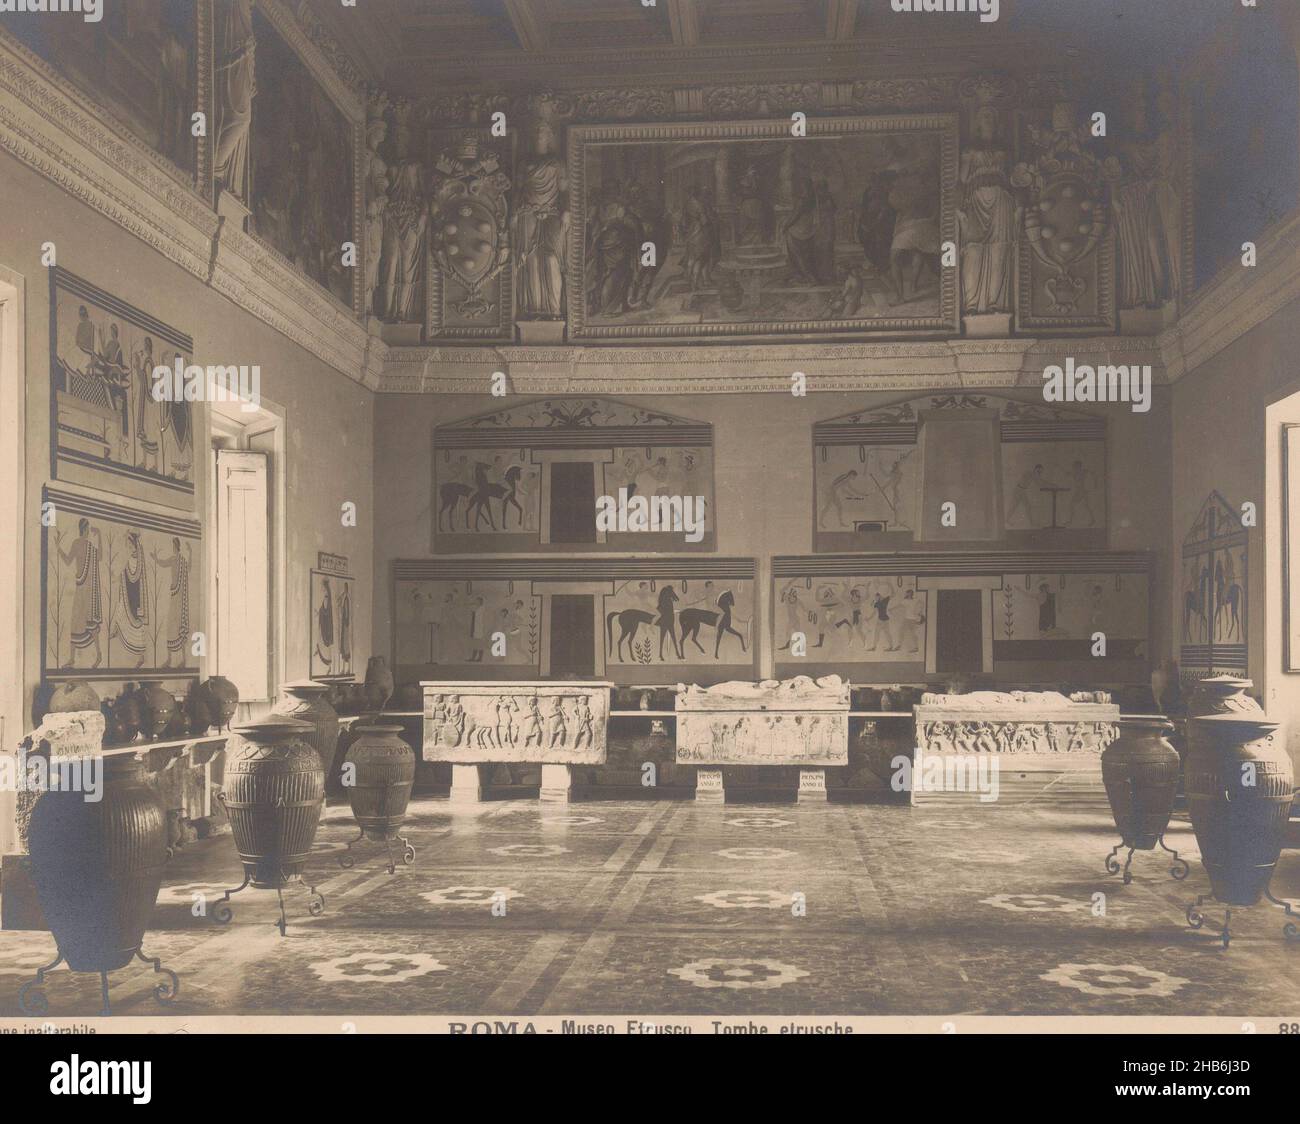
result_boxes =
[308,0,1232,97]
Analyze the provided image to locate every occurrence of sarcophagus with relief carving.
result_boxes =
[421,681,611,765]
[674,676,850,766]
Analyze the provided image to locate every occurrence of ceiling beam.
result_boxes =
[667,0,701,47]
[826,0,857,40]
[504,0,548,52]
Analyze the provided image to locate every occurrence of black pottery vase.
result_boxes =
[1101,717,1180,849]
[28,755,167,972]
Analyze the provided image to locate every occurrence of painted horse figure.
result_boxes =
[469,463,524,530]
[606,586,681,662]
[438,482,475,530]
[1216,581,1243,641]
[1183,584,1209,645]
[679,590,748,658]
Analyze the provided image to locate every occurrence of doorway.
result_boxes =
[549,462,597,543]
[935,589,984,673]
[549,594,595,677]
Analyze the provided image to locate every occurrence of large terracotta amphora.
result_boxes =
[1102,716,1180,849]
[28,755,167,972]
[344,724,416,842]
[272,680,340,781]
[1186,713,1293,906]
[1187,675,1261,718]
[221,715,323,887]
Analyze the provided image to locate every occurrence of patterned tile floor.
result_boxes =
[2,797,1298,1018]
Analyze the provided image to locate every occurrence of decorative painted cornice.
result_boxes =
[0,31,370,384]
[373,336,1171,396]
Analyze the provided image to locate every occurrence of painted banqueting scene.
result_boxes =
[1,0,1299,1060]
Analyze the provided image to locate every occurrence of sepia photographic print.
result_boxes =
[1,0,1299,1088]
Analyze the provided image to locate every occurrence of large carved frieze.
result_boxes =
[423,681,610,765]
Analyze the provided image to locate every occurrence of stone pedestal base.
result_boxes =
[797,768,827,803]
[448,763,484,805]
[517,320,566,345]
[961,311,1013,337]
[539,764,573,804]
[695,768,725,804]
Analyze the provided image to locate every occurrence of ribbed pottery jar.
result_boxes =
[344,724,416,842]
[28,755,167,972]
[1186,713,1292,906]
[1187,675,1262,718]
[222,715,323,888]
[272,680,340,780]
[1101,717,1180,849]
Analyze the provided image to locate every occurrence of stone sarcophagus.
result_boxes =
[422,682,611,765]
[911,689,1120,806]
[675,676,850,766]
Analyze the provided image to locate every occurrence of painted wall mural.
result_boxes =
[1180,491,1248,680]
[2,0,198,174]
[567,114,958,340]
[813,394,1106,552]
[433,396,715,553]
[310,569,355,681]
[49,269,196,511]
[393,559,756,685]
[994,571,1148,662]
[774,576,927,663]
[772,552,1151,683]
[248,4,356,308]
[43,487,201,684]
[396,580,541,669]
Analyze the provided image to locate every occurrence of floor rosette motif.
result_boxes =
[668,958,809,990]
[1040,963,1189,998]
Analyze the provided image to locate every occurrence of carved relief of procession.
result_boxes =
[917,719,1118,755]
[677,711,849,765]
[427,691,596,751]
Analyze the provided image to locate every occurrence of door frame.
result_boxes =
[916,576,1000,675]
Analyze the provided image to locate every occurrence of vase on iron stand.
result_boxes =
[1101,716,1188,883]
[272,679,341,796]
[22,754,178,1016]
[338,723,417,874]
[1184,710,1297,947]
[1170,675,1261,812]
[213,714,326,936]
